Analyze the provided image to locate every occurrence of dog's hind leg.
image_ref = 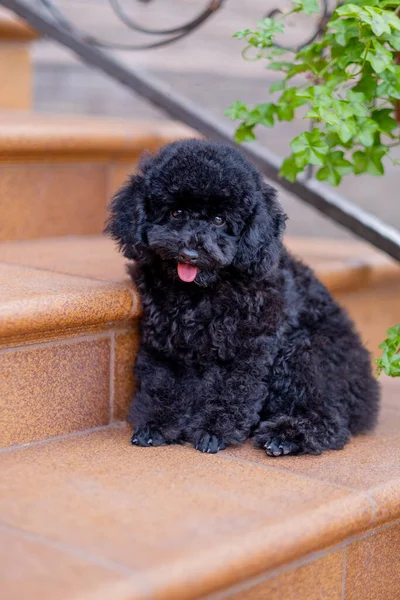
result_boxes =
[252,331,376,456]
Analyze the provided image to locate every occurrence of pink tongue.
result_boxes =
[177,263,198,283]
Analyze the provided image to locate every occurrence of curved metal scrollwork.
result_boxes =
[39,0,225,50]
[266,0,332,51]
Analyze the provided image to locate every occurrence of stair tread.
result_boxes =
[0,380,399,600]
[0,235,398,344]
[0,261,134,343]
[0,112,193,160]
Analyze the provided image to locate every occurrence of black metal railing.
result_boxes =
[37,0,225,50]
[2,0,400,262]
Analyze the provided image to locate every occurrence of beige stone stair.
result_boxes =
[0,112,192,241]
[0,7,37,110]
[1,381,400,600]
[0,234,399,600]
[1,7,399,597]
[0,234,398,451]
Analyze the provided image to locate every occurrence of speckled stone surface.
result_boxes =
[0,163,108,241]
[225,378,400,527]
[0,47,32,110]
[107,160,138,198]
[0,384,400,598]
[2,236,395,285]
[0,263,134,341]
[346,523,400,600]
[0,114,192,240]
[0,113,193,161]
[0,426,371,600]
[225,387,400,490]
[223,552,344,600]
[113,330,139,421]
[0,423,385,600]
[0,236,129,283]
[0,336,111,447]
[0,525,127,600]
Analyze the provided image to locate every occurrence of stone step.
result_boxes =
[0,113,192,241]
[0,7,37,110]
[0,235,398,451]
[0,235,137,449]
[1,376,399,600]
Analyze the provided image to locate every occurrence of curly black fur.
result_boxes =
[105,139,380,456]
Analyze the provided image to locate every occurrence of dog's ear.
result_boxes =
[234,183,287,275]
[104,156,154,260]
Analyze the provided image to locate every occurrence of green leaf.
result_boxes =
[384,11,400,33]
[366,41,394,74]
[292,0,320,15]
[306,106,341,125]
[325,132,344,148]
[353,146,387,176]
[346,90,369,117]
[352,71,378,103]
[316,151,353,186]
[247,103,276,127]
[290,129,329,166]
[377,68,400,100]
[335,4,362,17]
[269,80,286,93]
[328,18,359,46]
[286,62,311,79]
[233,29,253,40]
[384,33,400,51]
[234,123,256,143]
[352,150,369,174]
[275,88,308,121]
[279,155,303,182]
[257,18,285,35]
[388,324,400,340]
[371,109,398,134]
[225,101,249,121]
[334,41,365,70]
[268,61,293,72]
[350,0,380,5]
[361,7,391,36]
[336,118,357,144]
[357,119,378,147]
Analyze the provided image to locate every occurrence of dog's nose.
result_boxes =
[178,248,198,263]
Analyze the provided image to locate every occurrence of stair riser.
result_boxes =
[201,522,400,600]
[0,327,137,449]
[1,283,396,450]
[0,45,32,110]
[0,9,37,109]
[336,283,400,360]
[0,160,136,242]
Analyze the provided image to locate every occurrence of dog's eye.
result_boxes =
[212,216,225,226]
[171,209,184,219]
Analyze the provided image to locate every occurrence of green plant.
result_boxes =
[226,0,400,376]
[375,325,400,375]
[226,0,400,186]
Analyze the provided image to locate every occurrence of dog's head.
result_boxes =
[105,139,286,286]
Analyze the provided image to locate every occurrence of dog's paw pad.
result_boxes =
[131,426,166,447]
[264,438,299,457]
[195,433,227,454]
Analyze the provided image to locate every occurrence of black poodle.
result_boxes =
[105,139,380,456]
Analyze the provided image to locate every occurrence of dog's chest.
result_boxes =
[140,285,281,363]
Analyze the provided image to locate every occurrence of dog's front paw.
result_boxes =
[264,438,300,457]
[254,416,307,457]
[195,432,227,454]
[131,426,166,447]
